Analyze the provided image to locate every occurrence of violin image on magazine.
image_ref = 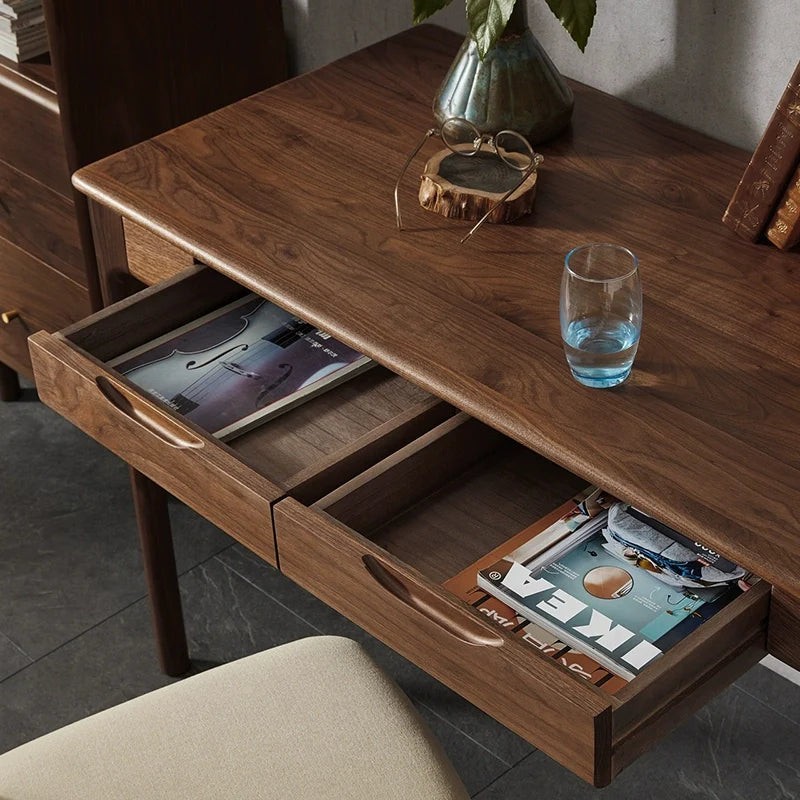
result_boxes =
[109,293,372,441]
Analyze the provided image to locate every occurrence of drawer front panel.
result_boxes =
[122,218,195,286]
[273,497,614,786]
[0,75,71,196]
[0,236,89,374]
[28,331,282,564]
[0,159,84,285]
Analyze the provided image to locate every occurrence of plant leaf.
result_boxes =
[466,0,517,60]
[413,0,454,24]
[544,0,597,52]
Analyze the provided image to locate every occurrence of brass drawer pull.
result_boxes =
[1,309,20,324]
[96,375,205,450]
[363,554,503,648]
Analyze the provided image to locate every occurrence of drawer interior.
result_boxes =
[319,416,588,583]
[61,266,452,493]
[312,414,770,775]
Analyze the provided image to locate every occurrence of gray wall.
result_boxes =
[281,0,799,151]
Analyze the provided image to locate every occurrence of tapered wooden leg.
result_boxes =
[129,467,190,676]
[0,362,21,401]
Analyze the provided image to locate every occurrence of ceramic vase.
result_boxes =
[433,3,574,143]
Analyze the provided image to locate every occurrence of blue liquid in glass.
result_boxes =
[563,316,640,388]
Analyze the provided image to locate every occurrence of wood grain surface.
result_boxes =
[122,218,194,286]
[0,159,83,283]
[767,588,800,671]
[43,0,287,178]
[72,26,800,604]
[129,468,190,676]
[0,234,89,374]
[0,62,70,196]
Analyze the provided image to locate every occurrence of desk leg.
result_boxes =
[0,362,21,401]
[130,468,190,676]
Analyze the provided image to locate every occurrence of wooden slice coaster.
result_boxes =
[418,148,539,224]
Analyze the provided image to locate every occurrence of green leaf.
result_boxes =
[466,0,517,60]
[544,0,597,52]
[413,0,454,24]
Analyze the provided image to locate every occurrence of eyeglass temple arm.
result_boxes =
[460,154,544,244]
[394,129,437,231]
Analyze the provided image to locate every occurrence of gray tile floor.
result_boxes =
[2,384,799,797]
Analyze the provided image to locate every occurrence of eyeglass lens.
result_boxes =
[495,130,535,171]
[441,118,482,157]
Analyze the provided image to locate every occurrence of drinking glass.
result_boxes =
[560,243,642,388]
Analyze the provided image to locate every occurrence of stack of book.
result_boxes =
[445,486,757,690]
[0,0,47,63]
[723,59,800,250]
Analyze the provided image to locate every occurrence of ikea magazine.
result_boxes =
[478,501,750,680]
[443,486,630,693]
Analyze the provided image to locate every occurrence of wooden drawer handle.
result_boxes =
[96,375,205,450]
[363,554,503,648]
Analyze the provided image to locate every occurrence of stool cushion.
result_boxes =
[0,636,469,800]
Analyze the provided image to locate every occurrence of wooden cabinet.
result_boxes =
[0,0,287,398]
[0,54,89,398]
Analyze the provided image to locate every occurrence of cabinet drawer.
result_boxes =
[28,265,454,565]
[0,159,84,285]
[0,67,71,197]
[0,235,89,375]
[273,414,770,786]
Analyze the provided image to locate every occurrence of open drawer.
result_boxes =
[273,413,770,786]
[27,265,455,564]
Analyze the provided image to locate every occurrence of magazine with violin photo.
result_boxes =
[109,293,373,441]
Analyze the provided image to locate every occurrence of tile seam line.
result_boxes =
[0,628,31,661]
[732,682,800,731]
[0,545,232,685]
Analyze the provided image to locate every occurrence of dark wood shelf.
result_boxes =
[0,51,57,95]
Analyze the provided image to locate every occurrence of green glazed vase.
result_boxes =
[433,4,574,144]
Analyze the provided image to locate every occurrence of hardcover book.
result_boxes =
[723,60,800,241]
[443,486,630,694]
[110,293,373,441]
[766,159,800,249]
[478,501,749,680]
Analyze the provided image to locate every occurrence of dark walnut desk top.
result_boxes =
[74,26,800,602]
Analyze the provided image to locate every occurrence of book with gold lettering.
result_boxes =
[477,502,749,680]
[766,159,800,249]
[723,60,800,241]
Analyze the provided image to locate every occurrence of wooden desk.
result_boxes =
[27,26,800,787]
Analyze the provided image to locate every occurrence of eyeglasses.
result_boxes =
[394,117,543,243]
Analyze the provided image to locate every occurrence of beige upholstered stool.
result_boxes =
[0,636,469,800]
